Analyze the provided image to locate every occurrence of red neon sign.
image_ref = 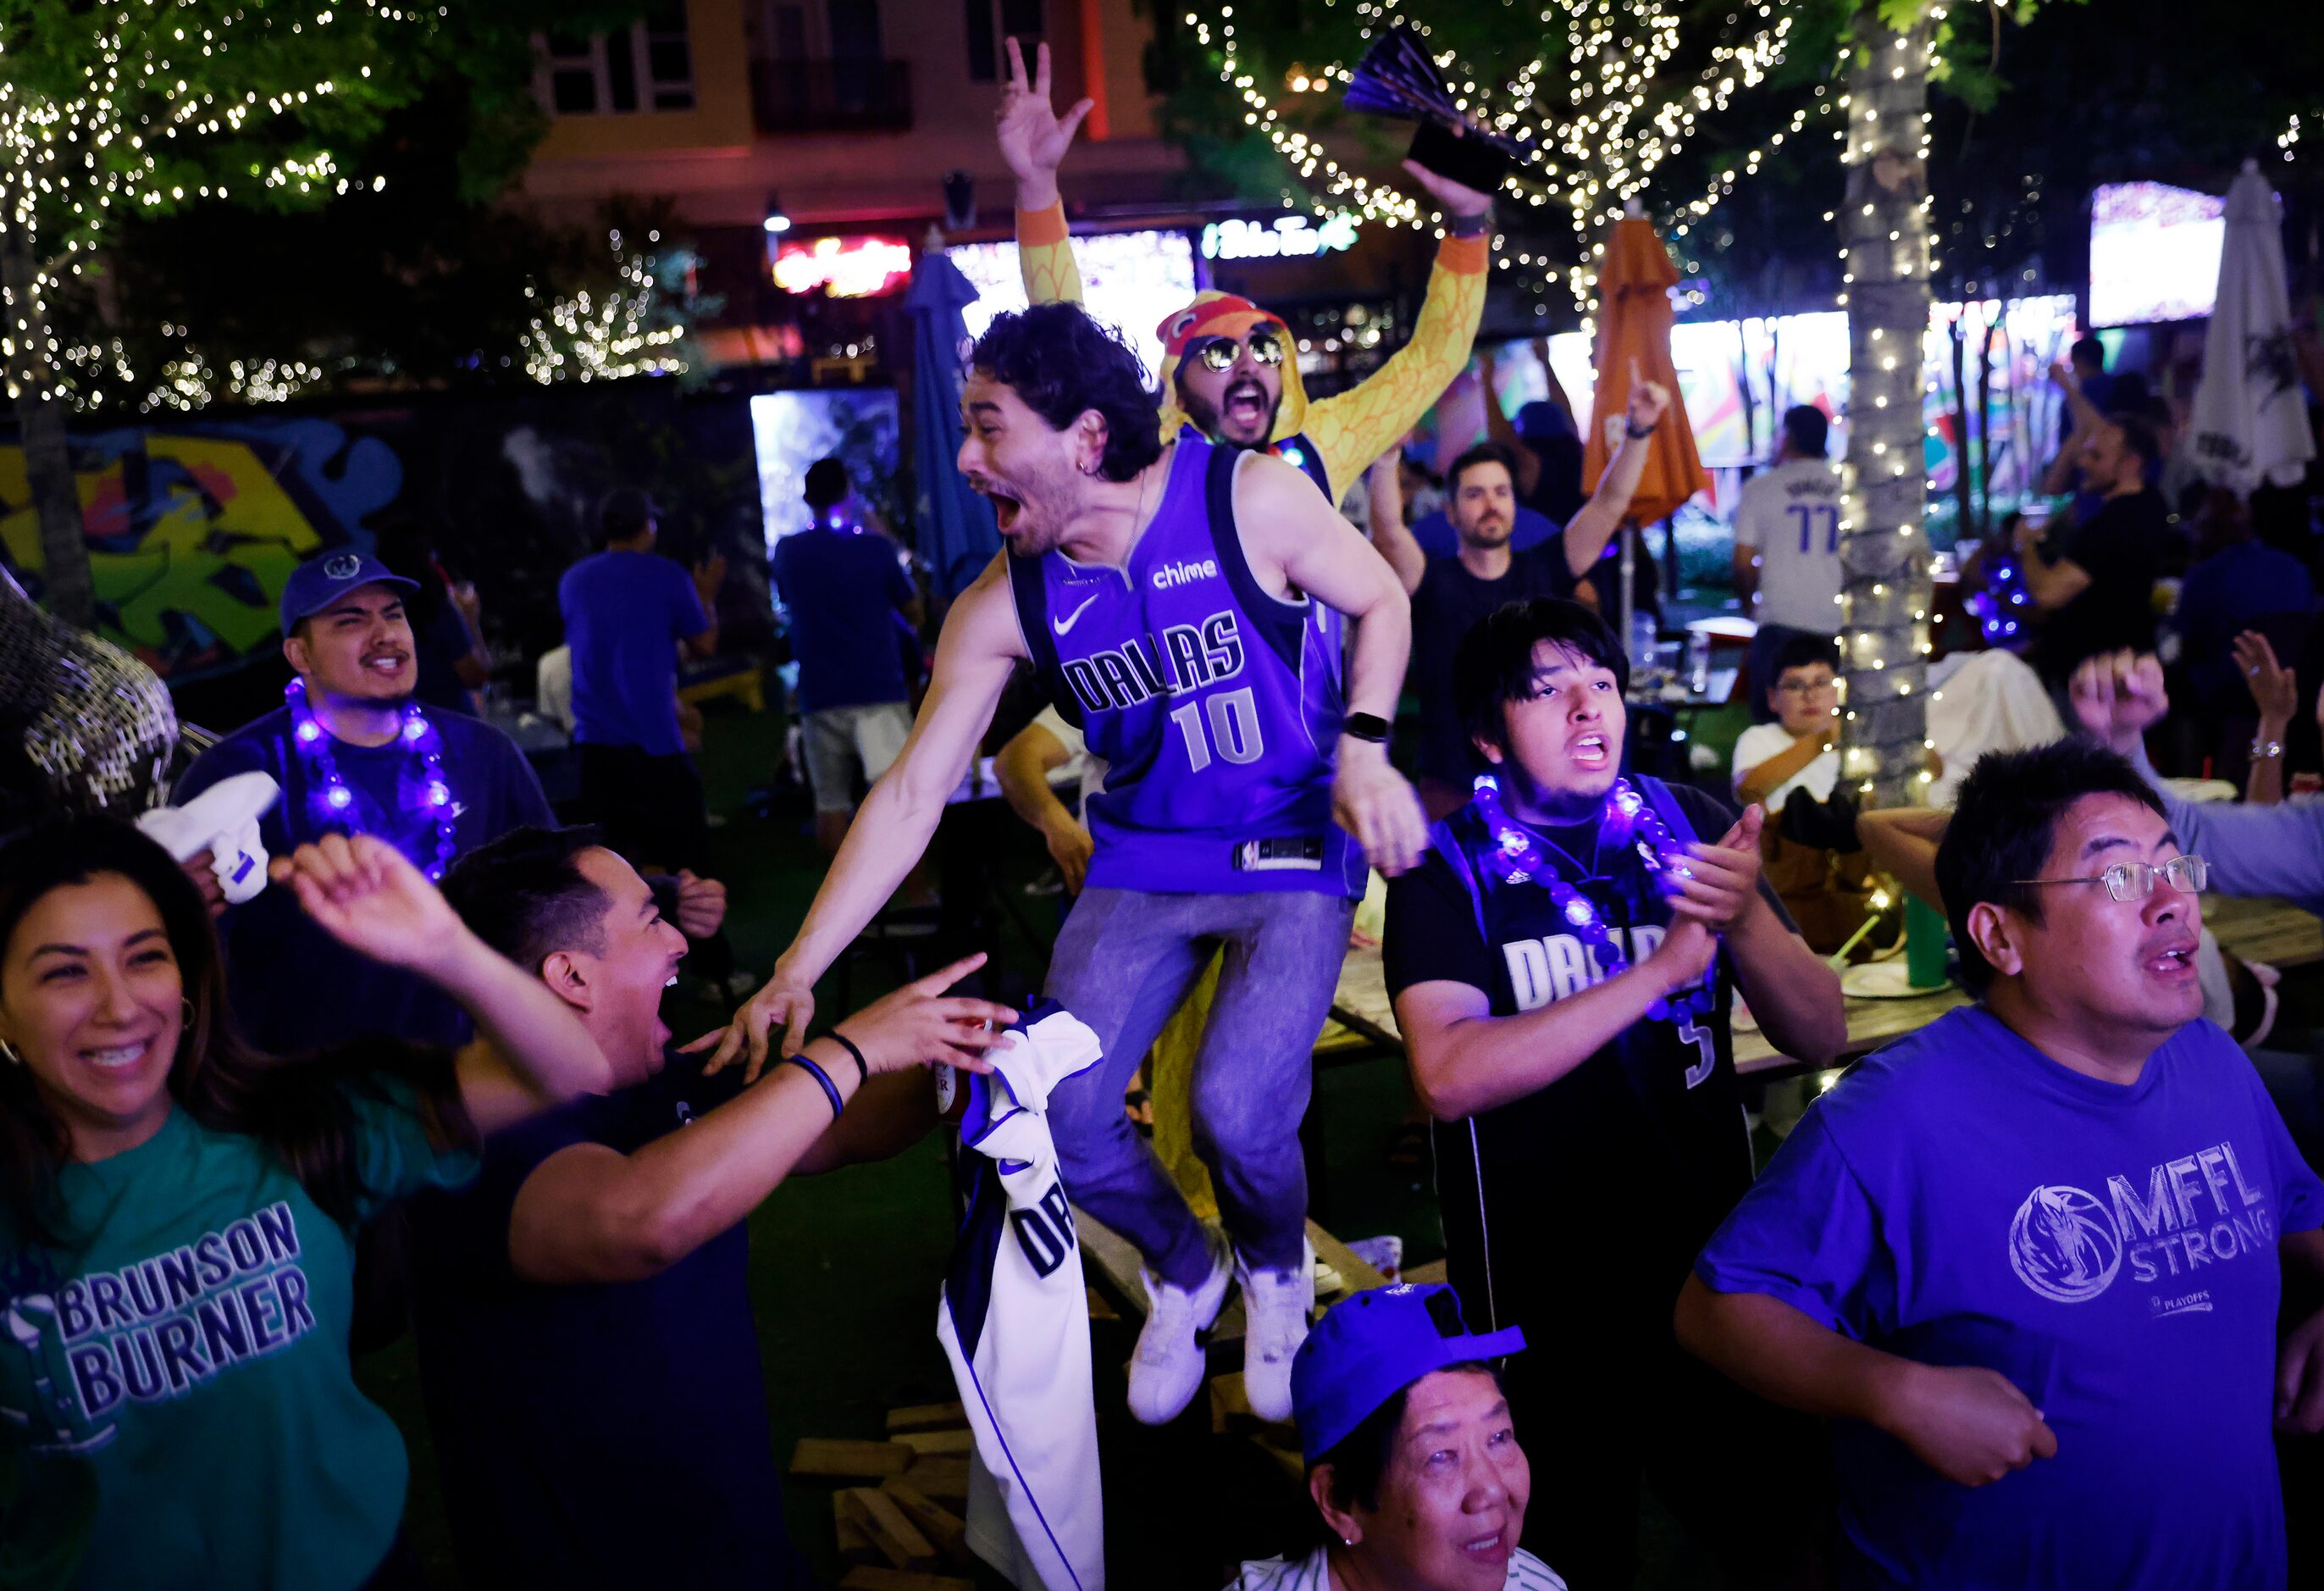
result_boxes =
[772,235,913,298]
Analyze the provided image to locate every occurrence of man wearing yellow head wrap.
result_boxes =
[997,40,1495,506]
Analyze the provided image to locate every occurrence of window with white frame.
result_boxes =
[538,4,696,116]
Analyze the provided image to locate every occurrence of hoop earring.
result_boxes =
[0,1038,20,1067]
[181,996,197,1029]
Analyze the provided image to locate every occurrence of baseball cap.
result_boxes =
[278,551,418,634]
[1291,1283,1525,1464]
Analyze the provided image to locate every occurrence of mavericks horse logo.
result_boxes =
[2008,1184,2122,1303]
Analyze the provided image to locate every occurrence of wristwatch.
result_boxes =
[1447,208,1493,240]
[1343,712,1392,745]
[1625,419,1658,440]
[2253,738,2286,761]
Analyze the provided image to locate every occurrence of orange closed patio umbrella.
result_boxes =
[1581,208,1711,651]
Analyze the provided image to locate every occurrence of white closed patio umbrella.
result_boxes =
[2186,158,2315,495]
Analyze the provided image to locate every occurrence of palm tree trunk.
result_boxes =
[2,230,90,627]
[1836,3,1936,810]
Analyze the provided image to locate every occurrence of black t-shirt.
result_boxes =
[1384,781,1766,1350]
[406,1054,813,1589]
[2029,488,2168,684]
[1409,544,1578,784]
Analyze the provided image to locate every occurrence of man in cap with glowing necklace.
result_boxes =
[998,40,1494,505]
[174,550,567,1056]
[1383,597,1843,1586]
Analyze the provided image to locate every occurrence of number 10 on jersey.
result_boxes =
[1170,685,1266,772]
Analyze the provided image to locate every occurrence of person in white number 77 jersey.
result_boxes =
[1382,597,1843,1585]
[1731,403,1844,724]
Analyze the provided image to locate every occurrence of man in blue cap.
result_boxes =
[1230,1282,1567,1591]
[174,548,559,1055]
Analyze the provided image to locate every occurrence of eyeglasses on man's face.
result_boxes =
[1775,675,1838,696]
[1193,329,1287,372]
[2013,855,2208,904]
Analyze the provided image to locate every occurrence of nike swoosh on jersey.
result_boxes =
[1052,593,1101,636]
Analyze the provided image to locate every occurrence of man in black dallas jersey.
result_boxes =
[1383,598,1845,1589]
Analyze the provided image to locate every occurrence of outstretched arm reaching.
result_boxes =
[695,561,1028,1077]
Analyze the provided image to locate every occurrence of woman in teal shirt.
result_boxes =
[0,820,614,1588]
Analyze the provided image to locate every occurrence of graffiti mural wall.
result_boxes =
[0,421,400,683]
[2,389,771,728]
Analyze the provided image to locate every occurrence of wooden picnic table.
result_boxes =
[1319,892,2324,1079]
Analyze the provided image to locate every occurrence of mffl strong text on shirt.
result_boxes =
[2007,1139,2277,1309]
[6,1201,318,1450]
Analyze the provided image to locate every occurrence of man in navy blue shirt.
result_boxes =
[772,457,923,855]
[1679,740,2324,1591]
[559,487,724,875]
[412,825,1013,1588]
[174,550,557,1055]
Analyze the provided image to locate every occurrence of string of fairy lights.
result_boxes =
[1831,14,1945,804]
[518,231,690,385]
[0,1,414,412]
[1199,0,1814,316]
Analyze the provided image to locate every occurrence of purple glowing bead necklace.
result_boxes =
[286,676,461,881]
[1469,771,1717,1023]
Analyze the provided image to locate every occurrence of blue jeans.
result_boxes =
[1043,886,1357,1288]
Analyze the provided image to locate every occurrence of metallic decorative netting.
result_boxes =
[2,585,178,819]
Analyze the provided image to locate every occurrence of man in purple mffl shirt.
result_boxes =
[1677,739,2324,1591]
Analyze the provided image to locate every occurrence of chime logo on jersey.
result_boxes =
[1,1201,318,1450]
[2007,1139,2274,1305]
[1058,608,1246,714]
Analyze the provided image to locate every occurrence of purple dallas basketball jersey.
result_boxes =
[1009,433,1360,897]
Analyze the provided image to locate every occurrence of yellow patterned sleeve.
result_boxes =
[1303,234,1491,498]
[1016,202,1085,306]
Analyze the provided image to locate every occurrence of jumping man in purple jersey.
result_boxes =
[698,302,1429,1425]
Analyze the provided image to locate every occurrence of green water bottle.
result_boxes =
[1904,895,1951,990]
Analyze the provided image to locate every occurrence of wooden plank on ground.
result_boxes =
[838,1569,976,1591]
[1403,1257,1447,1285]
[896,1427,973,1456]
[884,1401,966,1433]
[879,1480,970,1565]
[791,1439,916,1482]
[852,1485,939,1572]
[902,1455,970,1502]
[833,1494,880,1565]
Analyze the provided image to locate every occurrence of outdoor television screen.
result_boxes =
[950,229,1198,380]
[2089,181,2225,327]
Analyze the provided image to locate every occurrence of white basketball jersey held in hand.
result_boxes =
[937,1006,1107,1591]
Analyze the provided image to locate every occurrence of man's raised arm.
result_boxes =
[1300,161,1494,494]
[998,40,1090,307]
[693,560,1026,1077]
[1560,376,1670,579]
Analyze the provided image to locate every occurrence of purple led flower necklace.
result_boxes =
[286,676,460,881]
[1469,771,1717,1023]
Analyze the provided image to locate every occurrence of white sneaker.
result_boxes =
[1238,1237,1317,1425]
[1127,1228,1232,1425]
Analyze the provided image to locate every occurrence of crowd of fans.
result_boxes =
[8,42,2324,1591]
